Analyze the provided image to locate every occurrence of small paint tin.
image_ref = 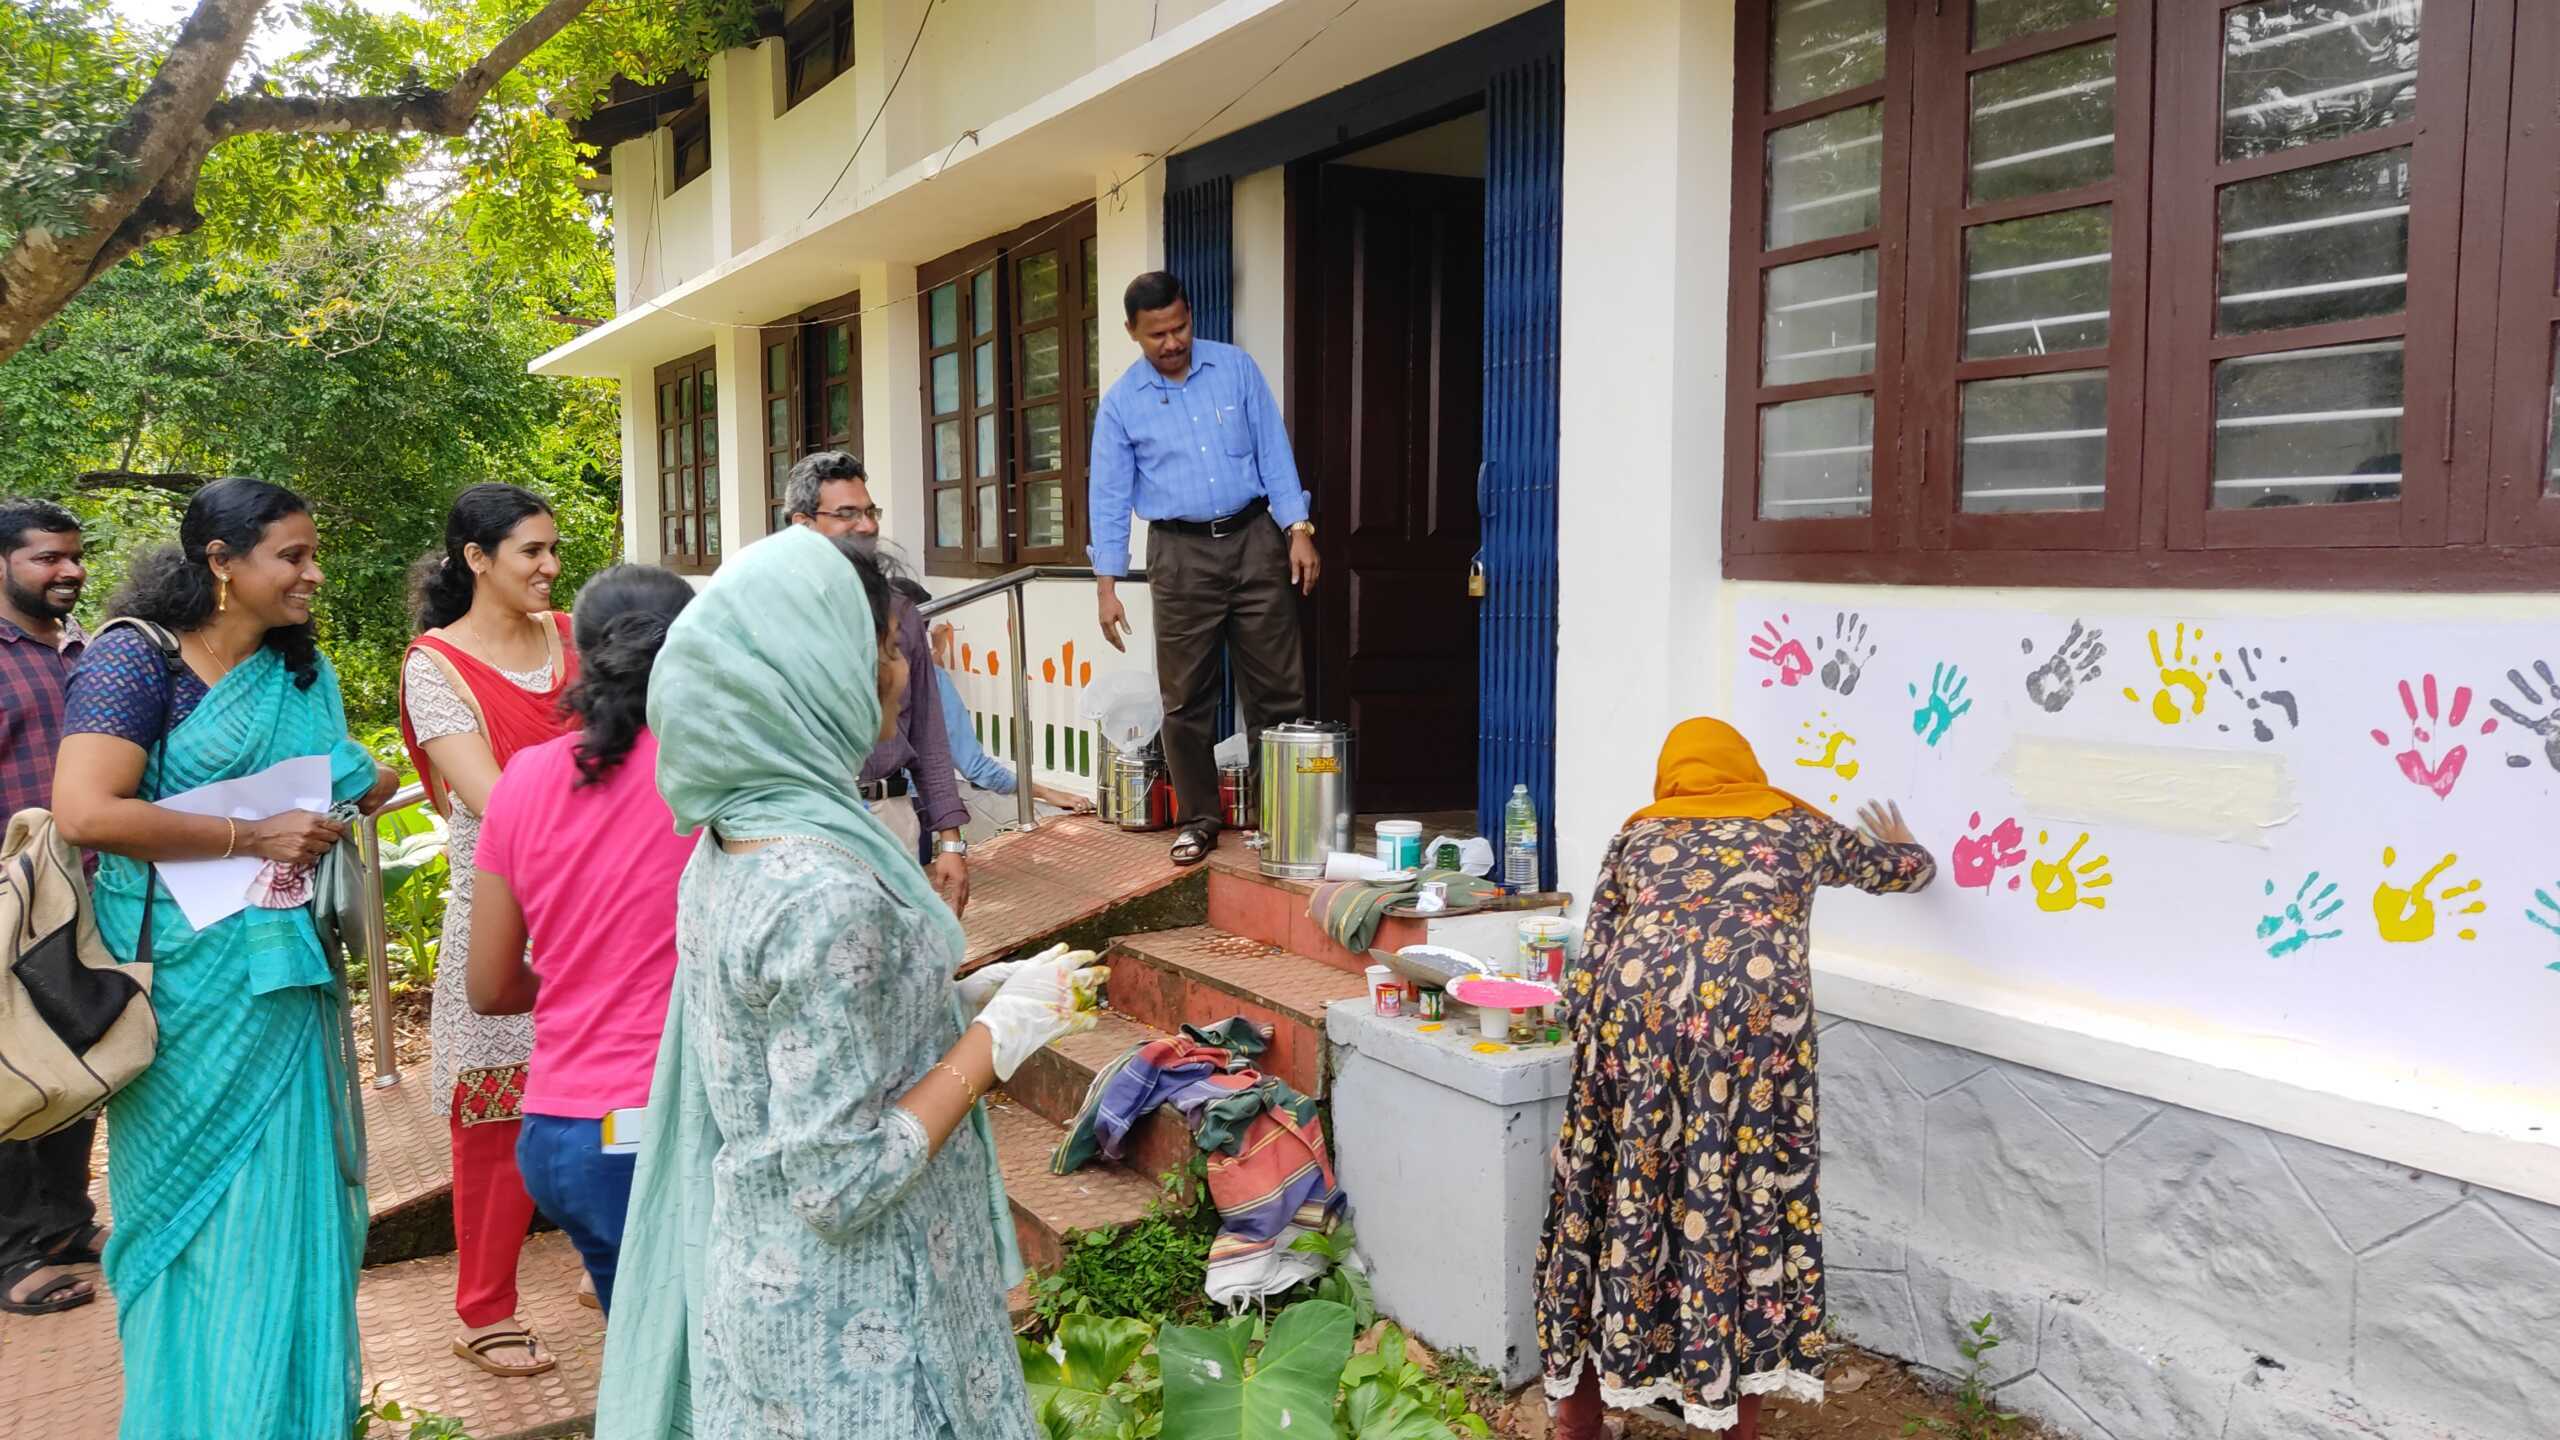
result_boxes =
[1525,937,1567,985]
[1419,987,1447,1021]
[1365,964,1403,1018]
[1375,820,1423,871]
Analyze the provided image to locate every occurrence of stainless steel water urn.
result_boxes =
[1105,739,1174,832]
[1256,721,1354,879]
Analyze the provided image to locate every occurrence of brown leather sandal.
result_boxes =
[452,1328,556,1378]
[1170,824,1215,867]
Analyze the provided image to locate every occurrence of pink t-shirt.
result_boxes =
[476,729,695,1119]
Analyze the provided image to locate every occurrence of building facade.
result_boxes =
[534,3,2560,1435]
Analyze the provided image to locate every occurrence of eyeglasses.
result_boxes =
[809,504,883,524]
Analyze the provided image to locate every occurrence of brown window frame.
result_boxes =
[758,318,802,535]
[758,292,865,534]
[1725,0,2560,590]
[783,0,855,110]
[654,348,720,574]
[668,100,711,192]
[919,205,1102,578]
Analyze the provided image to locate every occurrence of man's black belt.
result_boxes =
[1149,496,1269,540]
[858,775,912,802]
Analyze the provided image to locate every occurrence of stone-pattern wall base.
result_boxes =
[1819,1015,2560,1440]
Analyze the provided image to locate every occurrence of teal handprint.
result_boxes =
[2258,872,2346,958]
[2530,886,2560,972]
[1909,663,1973,747]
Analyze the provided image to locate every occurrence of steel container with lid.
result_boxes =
[1100,736,1175,832]
[1255,721,1355,878]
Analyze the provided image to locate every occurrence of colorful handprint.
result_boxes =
[1909,663,1973,747]
[2488,660,2560,773]
[1793,714,1860,804]
[2372,847,2485,944]
[1951,812,2028,894]
[2215,647,2300,744]
[2122,623,2218,726]
[1816,612,1878,695]
[1751,616,1813,689]
[2030,830,2112,913]
[2369,676,2498,799]
[2530,888,2560,972]
[2257,872,2345,958]
[2022,621,2106,714]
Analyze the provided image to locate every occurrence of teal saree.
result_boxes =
[93,644,378,1440]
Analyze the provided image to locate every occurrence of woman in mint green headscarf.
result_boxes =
[54,478,398,1438]
[600,526,1106,1440]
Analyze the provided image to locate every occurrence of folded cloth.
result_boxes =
[1051,1016,1269,1175]
[1310,867,1501,954]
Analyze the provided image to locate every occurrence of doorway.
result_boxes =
[1289,114,1488,815]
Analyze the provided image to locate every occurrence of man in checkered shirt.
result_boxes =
[0,498,105,1318]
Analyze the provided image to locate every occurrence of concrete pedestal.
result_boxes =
[1324,1001,1573,1387]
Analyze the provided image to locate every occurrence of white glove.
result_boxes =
[971,948,1110,1081]
[954,947,1054,1018]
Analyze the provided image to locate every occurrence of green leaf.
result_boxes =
[1160,1299,1354,1440]
[1338,1378,1455,1440]
[1059,1314,1154,1395]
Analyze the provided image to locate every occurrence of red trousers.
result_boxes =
[449,1110,536,1327]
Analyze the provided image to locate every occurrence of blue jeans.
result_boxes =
[515,1113,636,1314]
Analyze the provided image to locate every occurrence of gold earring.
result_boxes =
[216,574,229,613]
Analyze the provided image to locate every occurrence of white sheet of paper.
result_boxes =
[154,755,334,930]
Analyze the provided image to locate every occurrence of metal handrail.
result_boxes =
[913,564,1148,834]
[357,782,430,1088]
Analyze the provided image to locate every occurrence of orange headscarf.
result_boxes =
[1627,717,1824,827]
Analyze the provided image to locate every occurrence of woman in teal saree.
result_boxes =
[55,478,397,1439]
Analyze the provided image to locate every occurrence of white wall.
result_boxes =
[1231,166,1289,382]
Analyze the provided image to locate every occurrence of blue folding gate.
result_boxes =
[1163,176,1245,742]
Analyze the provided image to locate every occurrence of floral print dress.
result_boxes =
[1536,809,1933,1431]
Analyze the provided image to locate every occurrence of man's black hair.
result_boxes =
[1122,271,1189,324]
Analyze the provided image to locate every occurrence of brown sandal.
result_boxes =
[452,1328,556,1378]
[1170,824,1215,867]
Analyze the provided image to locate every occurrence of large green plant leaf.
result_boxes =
[1160,1300,1353,1440]
[1338,1378,1458,1440]
[1023,1314,1155,1433]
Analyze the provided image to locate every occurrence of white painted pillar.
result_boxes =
[1094,163,1166,575]
[1553,0,1738,904]
[712,325,760,566]
[610,138,659,310]
[860,260,928,565]
[620,362,656,562]
[1231,166,1290,385]
[705,44,773,262]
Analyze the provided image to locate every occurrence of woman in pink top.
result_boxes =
[466,565,698,1313]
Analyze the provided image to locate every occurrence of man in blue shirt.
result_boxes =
[1090,272,1318,866]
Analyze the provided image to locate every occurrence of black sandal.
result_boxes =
[0,1258,97,1316]
[49,1222,106,1266]
[1169,824,1215,867]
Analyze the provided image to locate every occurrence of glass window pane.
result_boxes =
[1769,0,1885,111]
[1762,248,1879,386]
[1083,236,1098,310]
[977,412,998,478]
[665,516,683,554]
[678,422,693,465]
[935,487,962,548]
[769,452,790,497]
[1973,0,2113,51]
[767,396,789,448]
[658,383,675,420]
[2217,147,2409,336]
[931,352,961,414]
[2212,340,2404,507]
[933,419,962,482]
[765,344,787,394]
[676,377,691,418]
[2547,329,2560,498]
[1025,479,1065,549]
[658,430,673,468]
[699,369,715,416]
[1765,103,1883,249]
[975,341,996,404]
[1759,393,1874,519]
[826,385,852,439]
[2222,0,2422,162]
[1970,40,2116,204]
[1024,402,1063,472]
[1021,254,1061,325]
[1960,370,2108,513]
[1086,314,1101,387]
[977,484,1001,549]
[973,269,997,336]
[825,324,850,377]
[1965,204,2112,359]
[663,471,680,509]
[1024,328,1062,398]
[929,283,959,347]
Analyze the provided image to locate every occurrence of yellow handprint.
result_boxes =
[2373,847,2487,944]
[2031,830,2113,912]
[2122,623,2220,726]
[1794,716,1861,780]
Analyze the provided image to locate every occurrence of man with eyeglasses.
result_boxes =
[782,451,971,917]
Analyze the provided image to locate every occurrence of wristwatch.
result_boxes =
[1288,520,1316,539]
[936,838,970,858]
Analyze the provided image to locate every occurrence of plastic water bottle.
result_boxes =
[1503,784,1540,894]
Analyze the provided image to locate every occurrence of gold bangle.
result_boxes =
[222,817,238,860]
[931,1060,981,1103]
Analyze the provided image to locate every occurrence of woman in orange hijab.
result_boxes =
[1536,718,1934,1439]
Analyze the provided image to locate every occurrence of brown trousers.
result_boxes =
[1148,519,1307,831]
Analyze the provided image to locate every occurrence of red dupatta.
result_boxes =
[398,611,581,814]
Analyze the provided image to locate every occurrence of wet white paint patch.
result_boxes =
[1995,737,2297,847]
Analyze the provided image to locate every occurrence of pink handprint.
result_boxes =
[2369,676,2498,799]
[1951,811,2028,894]
[1750,615,1813,689]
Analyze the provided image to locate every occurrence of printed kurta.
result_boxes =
[1536,809,1934,1431]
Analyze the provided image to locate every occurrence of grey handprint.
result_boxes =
[2022,621,2106,713]
[1816,611,1878,695]
[2489,660,2560,772]
[2215,647,2300,743]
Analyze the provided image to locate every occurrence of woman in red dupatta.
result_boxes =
[396,484,582,1379]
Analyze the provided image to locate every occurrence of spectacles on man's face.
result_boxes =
[810,504,883,525]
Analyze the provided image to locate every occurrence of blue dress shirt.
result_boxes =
[1086,338,1310,577]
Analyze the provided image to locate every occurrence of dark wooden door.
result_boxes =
[1294,164,1485,813]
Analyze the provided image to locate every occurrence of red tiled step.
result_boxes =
[1103,927,1366,1099]
[988,1099,1164,1273]
[1204,850,1429,976]
[960,815,1195,968]
[1005,1009,1200,1187]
